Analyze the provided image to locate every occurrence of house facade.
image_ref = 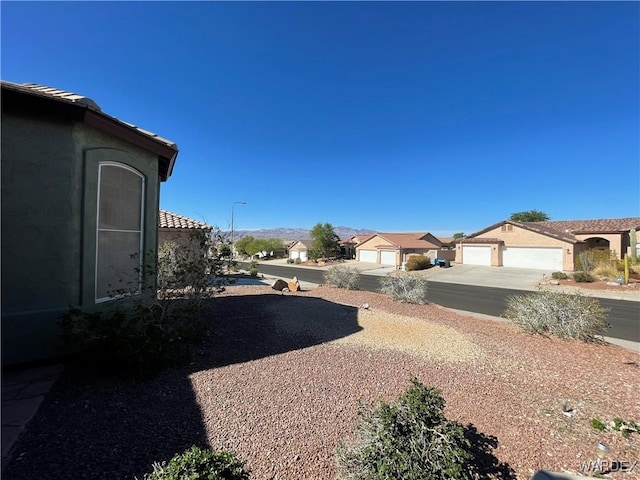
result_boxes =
[288,239,313,261]
[159,209,212,250]
[1,81,179,365]
[356,232,446,267]
[456,218,640,271]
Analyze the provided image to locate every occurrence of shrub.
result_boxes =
[551,271,568,280]
[141,446,250,480]
[286,258,295,264]
[405,255,432,271]
[336,378,477,480]
[248,268,258,276]
[294,257,302,264]
[380,273,428,304]
[503,290,608,342]
[591,418,606,431]
[573,271,595,283]
[324,265,361,290]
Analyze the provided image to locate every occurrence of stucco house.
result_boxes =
[1,81,179,365]
[356,232,446,267]
[288,239,313,261]
[456,217,640,271]
[159,209,212,249]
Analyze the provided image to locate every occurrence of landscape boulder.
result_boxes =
[272,279,288,291]
[288,276,300,292]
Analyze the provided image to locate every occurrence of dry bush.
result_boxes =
[503,290,609,342]
[324,265,361,290]
[380,273,428,304]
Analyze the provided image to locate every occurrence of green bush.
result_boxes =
[294,257,302,265]
[503,290,608,342]
[380,273,428,304]
[405,255,432,271]
[573,271,595,283]
[248,268,258,276]
[324,265,361,290]
[336,378,477,480]
[551,271,568,280]
[141,446,250,480]
[286,258,295,264]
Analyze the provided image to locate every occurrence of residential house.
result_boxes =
[158,209,212,250]
[355,232,447,267]
[1,81,179,365]
[288,239,313,261]
[456,217,640,271]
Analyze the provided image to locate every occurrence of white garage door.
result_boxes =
[502,247,563,271]
[462,246,491,266]
[358,249,377,263]
[289,250,308,261]
[289,251,299,260]
[380,251,396,265]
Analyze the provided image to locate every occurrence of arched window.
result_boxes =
[95,163,145,301]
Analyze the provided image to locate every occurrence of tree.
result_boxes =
[509,210,550,222]
[453,232,465,239]
[310,222,341,259]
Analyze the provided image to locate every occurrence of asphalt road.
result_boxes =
[241,262,639,343]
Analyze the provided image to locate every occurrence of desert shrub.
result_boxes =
[324,265,361,290]
[573,271,595,283]
[140,446,250,480]
[591,262,618,280]
[503,290,608,342]
[405,255,432,271]
[336,378,477,480]
[294,257,302,264]
[551,271,568,280]
[60,230,225,375]
[286,258,295,264]
[380,273,428,304]
[248,268,258,276]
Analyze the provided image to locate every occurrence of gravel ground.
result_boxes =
[3,285,639,480]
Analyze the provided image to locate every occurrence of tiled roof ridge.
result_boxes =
[1,80,177,150]
[534,218,640,233]
[159,209,212,230]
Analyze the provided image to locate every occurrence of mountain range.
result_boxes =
[233,226,374,241]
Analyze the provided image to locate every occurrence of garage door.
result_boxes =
[380,251,396,265]
[358,249,377,263]
[502,247,563,271]
[462,246,491,266]
[289,251,299,260]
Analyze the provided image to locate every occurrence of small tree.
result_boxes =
[509,210,550,222]
[310,222,341,259]
[453,232,465,239]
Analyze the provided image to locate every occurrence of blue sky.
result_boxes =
[2,1,638,236]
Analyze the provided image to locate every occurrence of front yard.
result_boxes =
[4,285,639,479]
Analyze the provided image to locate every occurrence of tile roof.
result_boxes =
[370,232,441,249]
[535,218,640,234]
[159,210,212,230]
[463,217,640,244]
[1,80,178,160]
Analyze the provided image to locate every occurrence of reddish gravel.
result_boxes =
[3,285,639,480]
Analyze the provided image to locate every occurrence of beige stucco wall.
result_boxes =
[456,224,577,270]
[575,233,623,258]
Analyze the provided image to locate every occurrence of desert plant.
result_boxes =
[503,290,609,342]
[294,257,302,264]
[60,229,225,375]
[324,265,361,290]
[336,378,477,480]
[380,273,428,304]
[591,418,606,431]
[286,258,295,264]
[551,271,568,280]
[405,255,432,271]
[140,445,250,480]
[573,271,595,283]
[591,262,618,280]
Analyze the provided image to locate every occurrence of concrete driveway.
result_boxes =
[416,264,553,291]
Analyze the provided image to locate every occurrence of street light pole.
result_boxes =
[231,201,247,249]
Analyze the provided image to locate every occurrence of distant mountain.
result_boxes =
[234,226,374,241]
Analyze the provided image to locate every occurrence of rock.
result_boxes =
[272,279,288,291]
[288,276,300,292]
[549,279,560,285]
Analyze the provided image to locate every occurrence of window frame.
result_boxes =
[95,162,145,303]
